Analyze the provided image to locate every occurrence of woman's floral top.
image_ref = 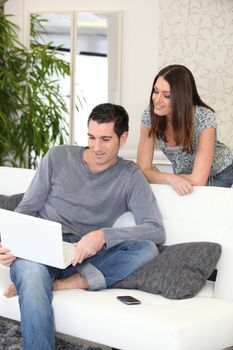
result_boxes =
[141,105,232,175]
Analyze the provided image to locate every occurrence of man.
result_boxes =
[0,103,165,350]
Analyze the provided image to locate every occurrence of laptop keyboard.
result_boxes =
[63,241,75,262]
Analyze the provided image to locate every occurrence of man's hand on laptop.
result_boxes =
[0,242,16,267]
[72,229,105,266]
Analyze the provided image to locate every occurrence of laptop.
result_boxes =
[0,209,76,269]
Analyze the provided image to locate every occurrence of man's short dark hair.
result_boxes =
[87,103,129,138]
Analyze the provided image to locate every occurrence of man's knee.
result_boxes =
[121,239,158,260]
[10,259,51,289]
[11,258,46,275]
[142,240,159,259]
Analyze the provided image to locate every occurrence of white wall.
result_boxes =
[5,0,233,161]
[158,0,233,152]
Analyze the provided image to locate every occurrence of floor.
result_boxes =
[0,316,111,350]
[56,332,111,350]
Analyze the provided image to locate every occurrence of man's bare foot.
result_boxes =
[3,273,88,298]
[3,283,17,298]
[53,273,88,291]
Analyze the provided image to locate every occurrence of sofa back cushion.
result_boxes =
[0,166,35,195]
[1,167,233,301]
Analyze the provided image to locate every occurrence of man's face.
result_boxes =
[87,120,128,170]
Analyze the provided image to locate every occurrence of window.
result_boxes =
[30,11,122,146]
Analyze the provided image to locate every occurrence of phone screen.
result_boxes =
[117,295,141,305]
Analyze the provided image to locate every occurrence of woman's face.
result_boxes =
[152,76,172,118]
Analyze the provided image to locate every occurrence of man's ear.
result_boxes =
[120,131,128,146]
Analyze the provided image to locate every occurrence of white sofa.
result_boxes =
[0,165,233,350]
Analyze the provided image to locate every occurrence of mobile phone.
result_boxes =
[117,295,141,305]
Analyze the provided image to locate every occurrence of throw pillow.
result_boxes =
[0,193,24,211]
[113,242,221,299]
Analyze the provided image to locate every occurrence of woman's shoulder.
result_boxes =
[194,105,216,129]
[195,105,214,116]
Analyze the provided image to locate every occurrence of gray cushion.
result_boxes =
[0,193,24,211]
[113,242,221,299]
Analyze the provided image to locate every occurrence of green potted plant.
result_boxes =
[0,2,70,168]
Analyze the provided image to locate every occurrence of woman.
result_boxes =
[137,64,233,195]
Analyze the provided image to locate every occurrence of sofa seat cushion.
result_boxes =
[114,242,221,299]
[0,273,232,350]
[52,288,233,350]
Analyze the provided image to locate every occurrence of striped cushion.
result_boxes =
[113,242,221,299]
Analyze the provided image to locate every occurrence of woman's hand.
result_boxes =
[166,174,194,195]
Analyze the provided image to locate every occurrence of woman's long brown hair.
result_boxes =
[149,65,214,153]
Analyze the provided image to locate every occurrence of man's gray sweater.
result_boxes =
[16,145,165,248]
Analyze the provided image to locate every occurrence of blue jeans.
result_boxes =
[10,239,158,350]
[207,164,233,188]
